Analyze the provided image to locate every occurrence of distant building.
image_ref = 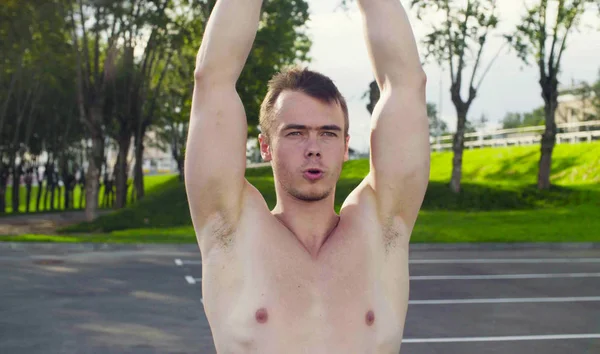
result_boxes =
[141,131,178,174]
[104,130,178,176]
[556,85,597,124]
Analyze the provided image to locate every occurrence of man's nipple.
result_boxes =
[255,307,269,324]
[365,310,375,326]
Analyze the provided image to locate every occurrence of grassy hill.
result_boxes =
[58,142,600,238]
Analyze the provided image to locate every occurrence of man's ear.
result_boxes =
[344,135,350,162]
[258,133,272,162]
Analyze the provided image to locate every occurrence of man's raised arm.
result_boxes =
[358,0,430,237]
[185,0,263,250]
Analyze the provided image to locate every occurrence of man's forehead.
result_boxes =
[274,91,343,126]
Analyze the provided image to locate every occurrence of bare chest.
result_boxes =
[201,218,407,354]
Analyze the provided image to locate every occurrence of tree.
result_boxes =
[153,38,197,181]
[102,0,201,207]
[507,0,598,189]
[464,120,477,134]
[523,107,546,126]
[0,0,79,214]
[427,102,449,137]
[410,0,503,193]
[129,1,194,203]
[502,107,546,129]
[502,112,523,129]
[69,0,121,220]
[1,0,312,213]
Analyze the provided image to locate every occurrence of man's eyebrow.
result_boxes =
[282,124,308,131]
[320,125,342,131]
[281,124,342,131]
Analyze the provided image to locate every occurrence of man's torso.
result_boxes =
[198,182,410,354]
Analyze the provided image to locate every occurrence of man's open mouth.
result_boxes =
[303,169,324,180]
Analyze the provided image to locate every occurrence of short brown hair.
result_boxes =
[259,66,349,140]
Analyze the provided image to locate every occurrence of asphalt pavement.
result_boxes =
[1,244,599,353]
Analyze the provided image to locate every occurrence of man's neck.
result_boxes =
[272,194,340,259]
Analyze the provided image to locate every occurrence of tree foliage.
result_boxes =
[0,0,311,215]
[427,102,449,137]
[501,108,546,129]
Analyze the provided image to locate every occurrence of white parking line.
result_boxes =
[185,276,200,284]
[409,296,600,305]
[410,273,600,280]
[402,333,600,343]
[174,259,202,266]
[410,258,600,264]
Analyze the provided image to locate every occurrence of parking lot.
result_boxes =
[1,244,599,353]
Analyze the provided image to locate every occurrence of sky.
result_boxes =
[303,0,600,153]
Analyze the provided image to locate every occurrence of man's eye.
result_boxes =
[323,132,337,137]
[288,132,301,136]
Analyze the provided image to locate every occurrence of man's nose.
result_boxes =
[305,138,321,158]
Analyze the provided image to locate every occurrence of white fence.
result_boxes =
[430,120,600,151]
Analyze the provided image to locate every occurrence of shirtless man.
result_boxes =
[185,0,429,352]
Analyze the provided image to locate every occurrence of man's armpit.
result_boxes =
[207,212,238,249]
[382,215,408,253]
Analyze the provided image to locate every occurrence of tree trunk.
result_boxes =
[65,169,76,210]
[450,110,468,193]
[82,94,106,220]
[49,175,56,211]
[25,168,33,213]
[25,183,32,213]
[79,181,85,209]
[43,162,51,211]
[35,167,43,212]
[0,164,8,214]
[114,133,131,209]
[60,184,65,210]
[177,158,184,182]
[171,128,185,182]
[61,165,69,210]
[85,136,104,221]
[64,185,70,210]
[538,84,558,190]
[10,155,20,214]
[133,128,146,200]
[0,187,5,213]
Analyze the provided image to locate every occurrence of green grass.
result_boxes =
[3,142,600,243]
[1,174,175,214]
[3,204,599,243]
[428,143,600,186]
[412,204,600,243]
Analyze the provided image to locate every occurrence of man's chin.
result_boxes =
[290,188,331,202]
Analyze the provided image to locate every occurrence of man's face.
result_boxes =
[259,91,350,202]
